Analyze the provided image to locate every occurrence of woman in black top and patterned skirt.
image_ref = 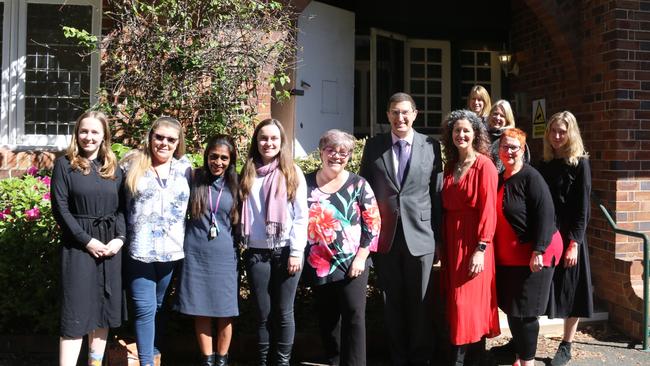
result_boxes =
[51,111,126,366]
[539,111,593,366]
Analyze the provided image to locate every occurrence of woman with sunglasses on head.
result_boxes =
[304,129,380,366]
[441,110,500,365]
[175,135,239,366]
[52,111,126,366]
[239,118,308,366]
[122,117,191,366]
[539,112,593,366]
[495,128,563,366]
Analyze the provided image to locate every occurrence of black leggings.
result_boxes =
[244,247,302,347]
[506,315,539,361]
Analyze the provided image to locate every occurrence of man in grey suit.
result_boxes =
[359,92,442,366]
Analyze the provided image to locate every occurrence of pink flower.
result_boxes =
[362,201,381,236]
[308,244,333,277]
[26,166,38,176]
[0,207,10,220]
[38,176,51,186]
[25,206,40,221]
[308,203,341,245]
[42,192,51,201]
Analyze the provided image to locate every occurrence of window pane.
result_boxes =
[410,48,424,62]
[427,48,441,63]
[426,64,441,78]
[24,4,93,135]
[477,52,491,67]
[477,68,491,82]
[411,63,425,78]
[410,80,425,94]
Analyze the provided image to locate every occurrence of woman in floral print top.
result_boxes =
[304,129,380,366]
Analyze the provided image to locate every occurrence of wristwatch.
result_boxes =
[477,242,487,252]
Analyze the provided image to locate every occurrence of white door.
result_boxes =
[294,1,355,157]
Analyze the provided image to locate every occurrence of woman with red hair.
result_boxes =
[494,128,563,366]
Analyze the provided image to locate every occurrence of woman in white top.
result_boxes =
[122,117,191,366]
[239,118,308,366]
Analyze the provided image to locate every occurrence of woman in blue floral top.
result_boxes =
[122,117,191,366]
[304,129,381,366]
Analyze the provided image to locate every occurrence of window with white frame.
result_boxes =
[459,50,501,106]
[0,0,101,148]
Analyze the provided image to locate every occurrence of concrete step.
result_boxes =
[497,309,609,337]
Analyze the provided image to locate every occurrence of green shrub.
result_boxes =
[0,169,60,334]
[295,138,367,175]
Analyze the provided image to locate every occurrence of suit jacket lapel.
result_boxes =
[380,134,400,190]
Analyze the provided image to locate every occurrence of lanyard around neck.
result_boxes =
[208,180,225,222]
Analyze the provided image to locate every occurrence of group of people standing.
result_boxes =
[50,86,592,366]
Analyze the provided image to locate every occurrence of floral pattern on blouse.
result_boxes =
[124,156,191,263]
[305,172,380,284]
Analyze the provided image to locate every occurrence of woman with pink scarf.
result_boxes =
[239,118,308,366]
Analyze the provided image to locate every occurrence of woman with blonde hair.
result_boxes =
[239,118,308,365]
[466,85,492,123]
[123,117,192,366]
[487,100,530,172]
[51,111,126,366]
[539,111,593,366]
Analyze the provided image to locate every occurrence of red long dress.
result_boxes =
[442,154,501,345]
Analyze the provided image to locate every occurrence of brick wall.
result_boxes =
[511,0,649,339]
[0,148,58,179]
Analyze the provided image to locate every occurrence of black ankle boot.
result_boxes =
[201,353,216,366]
[214,353,228,366]
[276,343,293,366]
[258,343,270,366]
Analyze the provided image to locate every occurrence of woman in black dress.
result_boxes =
[176,135,239,366]
[539,111,593,366]
[51,111,126,366]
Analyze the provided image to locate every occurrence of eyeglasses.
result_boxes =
[389,109,413,117]
[500,144,521,152]
[153,133,179,144]
[323,147,351,159]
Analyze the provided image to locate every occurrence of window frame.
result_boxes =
[0,0,101,149]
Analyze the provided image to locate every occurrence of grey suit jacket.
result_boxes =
[359,131,443,256]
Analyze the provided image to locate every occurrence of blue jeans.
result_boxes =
[126,257,177,366]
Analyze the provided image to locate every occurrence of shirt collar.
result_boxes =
[391,130,414,146]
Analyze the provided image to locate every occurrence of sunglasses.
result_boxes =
[152,133,179,144]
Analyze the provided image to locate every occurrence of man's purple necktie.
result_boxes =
[397,139,409,186]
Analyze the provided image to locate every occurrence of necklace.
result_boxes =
[455,154,476,172]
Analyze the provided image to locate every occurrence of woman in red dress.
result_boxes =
[441,109,500,365]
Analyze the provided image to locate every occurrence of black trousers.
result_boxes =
[507,315,539,361]
[314,269,369,366]
[373,224,435,366]
[244,247,302,347]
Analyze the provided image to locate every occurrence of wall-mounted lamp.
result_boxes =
[499,50,519,77]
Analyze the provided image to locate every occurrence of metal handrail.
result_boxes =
[598,203,649,351]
